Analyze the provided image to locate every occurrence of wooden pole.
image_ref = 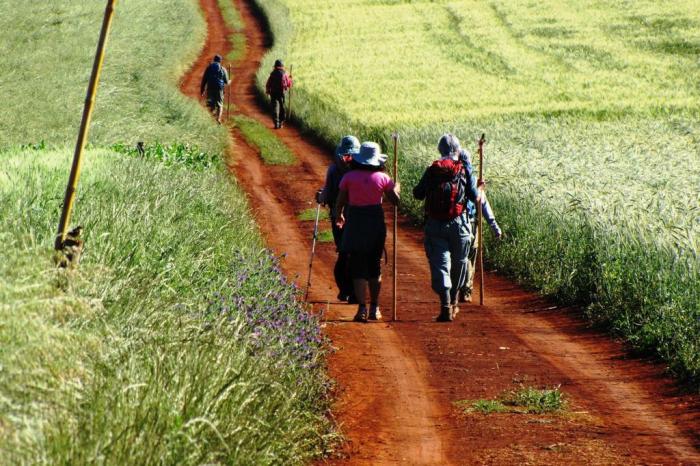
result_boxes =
[55,0,118,250]
[227,64,231,120]
[392,132,399,321]
[288,64,293,121]
[477,134,486,305]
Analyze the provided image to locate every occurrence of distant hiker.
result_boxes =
[200,54,229,124]
[412,134,480,322]
[335,142,400,322]
[317,135,360,303]
[458,148,503,303]
[265,59,293,129]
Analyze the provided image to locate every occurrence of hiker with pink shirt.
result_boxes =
[335,142,400,322]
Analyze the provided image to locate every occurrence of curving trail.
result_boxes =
[181,1,700,464]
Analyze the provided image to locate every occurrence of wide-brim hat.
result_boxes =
[352,142,387,167]
[335,135,360,158]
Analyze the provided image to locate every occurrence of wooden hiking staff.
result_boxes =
[392,132,399,321]
[288,64,293,121]
[226,64,231,120]
[477,133,486,306]
[55,0,117,251]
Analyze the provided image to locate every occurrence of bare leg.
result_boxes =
[369,276,381,305]
[353,279,368,305]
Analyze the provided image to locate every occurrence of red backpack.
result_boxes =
[425,159,466,220]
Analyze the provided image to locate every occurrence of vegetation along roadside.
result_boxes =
[0,0,335,463]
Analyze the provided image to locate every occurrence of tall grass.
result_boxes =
[251,0,700,381]
[0,147,334,463]
[0,0,226,152]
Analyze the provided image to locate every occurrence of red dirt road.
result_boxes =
[182,1,700,464]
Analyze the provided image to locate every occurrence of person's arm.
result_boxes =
[412,168,430,200]
[223,66,230,85]
[317,165,335,205]
[265,74,272,95]
[200,69,207,95]
[386,181,400,205]
[335,189,348,228]
[481,194,502,238]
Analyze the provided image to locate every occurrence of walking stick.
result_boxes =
[226,64,231,121]
[392,132,399,321]
[304,202,322,302]
[477,134,486,306]
[55,0,117,251]
[288,65,293,121]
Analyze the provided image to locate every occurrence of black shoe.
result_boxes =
[337,293,349,302]
[353,305,368,323]
[436,305,453,322]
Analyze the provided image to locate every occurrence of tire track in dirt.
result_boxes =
[181,1,700,464]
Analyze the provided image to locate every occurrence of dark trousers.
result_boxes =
[270,93,286,126]
[331,219,354,299]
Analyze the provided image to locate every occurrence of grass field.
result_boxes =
[0,0,334,462]
[254,0,700,380]
[0,0,226,152]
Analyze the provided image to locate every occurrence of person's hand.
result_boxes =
[477,178,486,190]
[315,189,325,204]
[335,213,345,229]
[394,181,401,193]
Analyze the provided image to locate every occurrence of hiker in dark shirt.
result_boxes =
[317,135,360,303]
[200,54,229,124]
[413,134,480,322]
[265,59,293,129]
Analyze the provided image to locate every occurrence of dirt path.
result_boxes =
[181,1,700,464]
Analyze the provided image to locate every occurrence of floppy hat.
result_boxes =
[438,133,461,158]
[335,135,360,158]
[352,142,388,167]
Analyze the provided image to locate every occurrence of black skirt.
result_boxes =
[340,205,386,254]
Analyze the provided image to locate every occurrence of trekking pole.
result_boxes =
[288,64,293,121]
[304,202,322,302]
[227,64,231,120]
[477,133,486,306]
[55,0,117,251]
[392,132,399,321]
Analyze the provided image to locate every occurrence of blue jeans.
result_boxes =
[423,215,472,304]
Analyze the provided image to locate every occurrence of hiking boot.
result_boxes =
[436,305,453,322]
[353,305,368,323]
[368,304,382,321]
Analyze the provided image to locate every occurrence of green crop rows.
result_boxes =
[254,0,700,381]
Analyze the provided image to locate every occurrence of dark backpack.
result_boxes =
[206,62,225,90]
[424,159,466,220]
[268,68,286,95]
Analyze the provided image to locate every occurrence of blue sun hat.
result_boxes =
[353,142,388,167]
[438,133,461,159]
[335,135,360,158]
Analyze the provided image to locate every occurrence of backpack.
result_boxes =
[424,159,466,220]
[206,62,225,90]
[267,68,286,95]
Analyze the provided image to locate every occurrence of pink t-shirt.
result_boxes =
[339,170,395,206]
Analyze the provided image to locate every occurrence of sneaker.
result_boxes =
[436,305,453,322]
[368,304,382,320]
[353,305,368,323]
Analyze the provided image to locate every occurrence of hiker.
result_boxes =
[458,148,503,303]
[335,142,400,322]
[412,134,480,322]
[265,59,293,129]
[200,54,229,124]
[316,135,360,303]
